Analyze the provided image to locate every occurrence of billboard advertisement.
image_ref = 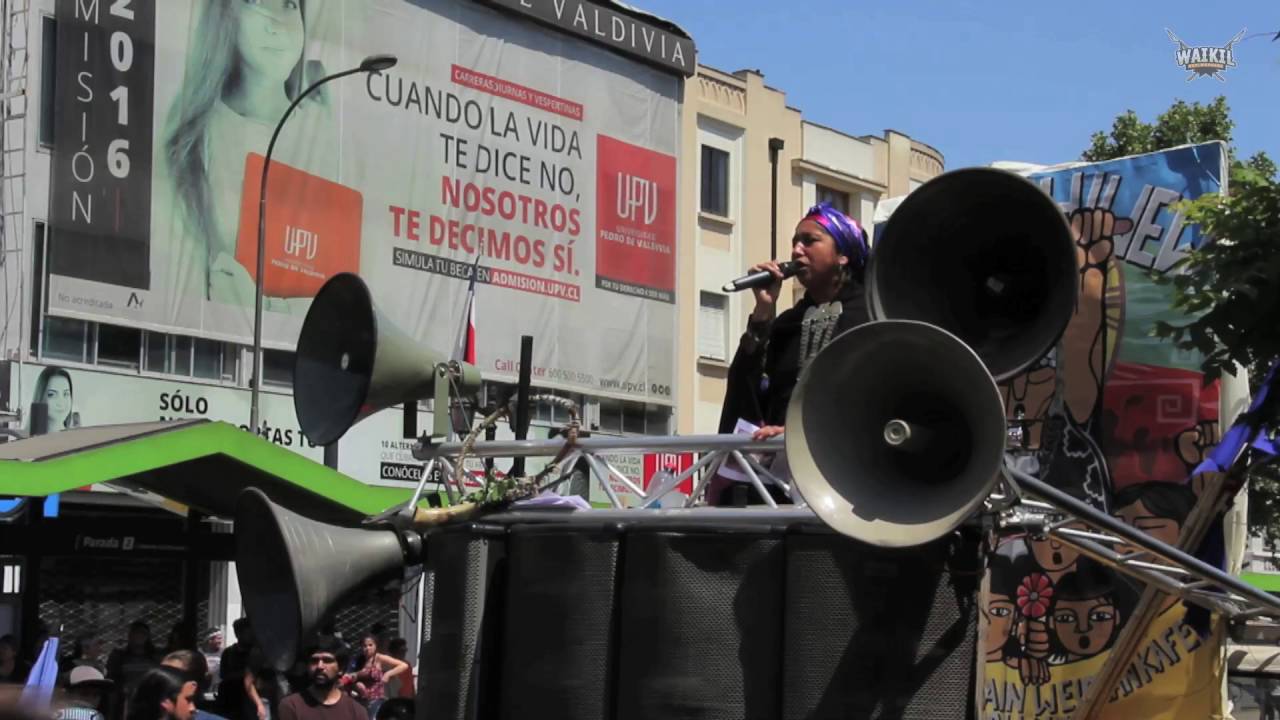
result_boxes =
[1,359,685,507]
[46,0,681,406]
[982,143,1230,719]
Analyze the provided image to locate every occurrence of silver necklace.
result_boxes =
[800,300,843,368]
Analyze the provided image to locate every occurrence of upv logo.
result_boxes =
[616,172,659,225]
[283,224,319,260]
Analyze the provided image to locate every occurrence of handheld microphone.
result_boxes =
[721,261,800,293]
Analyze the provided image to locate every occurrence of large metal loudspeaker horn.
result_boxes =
[867,167,1078,381]
[235,488,422,671]
[789,168,1079,548]
[294,272,480,446]
[786,320,1009,548]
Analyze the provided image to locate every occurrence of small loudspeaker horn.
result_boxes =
[234,488,422,670]
[867,167,1078,381]
[294,272,474,446]
[785,320,1007,548]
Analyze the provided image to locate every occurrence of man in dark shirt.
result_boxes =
[277,638,364,720]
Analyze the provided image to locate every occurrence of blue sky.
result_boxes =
[636,0,1278,170]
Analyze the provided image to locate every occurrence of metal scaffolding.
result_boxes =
[0,0,29,421]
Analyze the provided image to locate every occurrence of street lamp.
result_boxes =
[249,53,398,433]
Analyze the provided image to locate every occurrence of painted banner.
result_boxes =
[983,143,1230,719]
[46,0,681,406]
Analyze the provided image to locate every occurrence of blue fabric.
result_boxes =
[802,202,868,270]
[1193,361,1279,478]
[20,637,60,712]
[1183,360,1279,636]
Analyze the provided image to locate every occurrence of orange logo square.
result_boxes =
[235,153,363,298]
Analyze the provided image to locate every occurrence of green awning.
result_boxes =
[1240,572,1280,593]
[0,419,416,525]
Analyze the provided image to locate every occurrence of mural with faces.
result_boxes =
[981,144,1230,720]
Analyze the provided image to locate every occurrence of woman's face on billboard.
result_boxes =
[236,0,304,84]
[45,375,72,427]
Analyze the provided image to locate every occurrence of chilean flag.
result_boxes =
[453,257,480,365]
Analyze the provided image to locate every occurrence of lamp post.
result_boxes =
[249,54,398,433]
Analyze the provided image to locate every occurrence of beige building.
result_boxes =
[674,66,945,434]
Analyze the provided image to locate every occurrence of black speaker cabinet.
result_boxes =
[417,509,979,720]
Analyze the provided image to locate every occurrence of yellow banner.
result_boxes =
[983,570,1224,719]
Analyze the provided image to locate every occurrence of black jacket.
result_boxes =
[718,279,871,433]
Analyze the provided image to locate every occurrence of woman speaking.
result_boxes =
[716,202,872,504]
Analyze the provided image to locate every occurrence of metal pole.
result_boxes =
[768,138,784,260]
[413,433,785,460]
[249,63,388,432]
[1008,466,1280,615]
[511,336,533,477]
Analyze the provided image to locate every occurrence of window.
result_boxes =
[145,332,240,382]
[645,404,671,435]
[173,336,194,376]
[701,145,730,216]
[42,316,89,363]
[597,399,670,436]
[29,223,47,352]
[532,391,582,425]
[598,398,622,433]
[145,332,169,373]
[622,402,645,435]
[39,16,56,146]
[193,338,229,380]
[145,333,190,375]
[262,349,295,388]
[698,292,728,361]
[2,563,20,595]
[816,185,850,215]
[96,324,141,369]
[221,345,241,382]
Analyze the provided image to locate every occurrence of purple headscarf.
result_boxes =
[802,202,868,270]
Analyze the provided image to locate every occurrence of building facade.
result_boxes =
[674,66,945,434]
[0,0,695,674]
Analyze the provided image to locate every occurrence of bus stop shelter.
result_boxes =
[0,418,413,525]
[0,419,416,657]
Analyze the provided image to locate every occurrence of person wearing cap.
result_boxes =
[55,666,113,720]
[715,202,872,505]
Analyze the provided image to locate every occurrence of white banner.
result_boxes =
[2,361,681,501]
[47,0,681,406]
[3,360,427,487]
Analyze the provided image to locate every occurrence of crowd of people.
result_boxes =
[0,619,415,720]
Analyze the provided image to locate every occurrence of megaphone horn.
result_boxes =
[294,272,479,446]
[867,167,1078,381]
[785,320,1007,548]
[234,488,422,670]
